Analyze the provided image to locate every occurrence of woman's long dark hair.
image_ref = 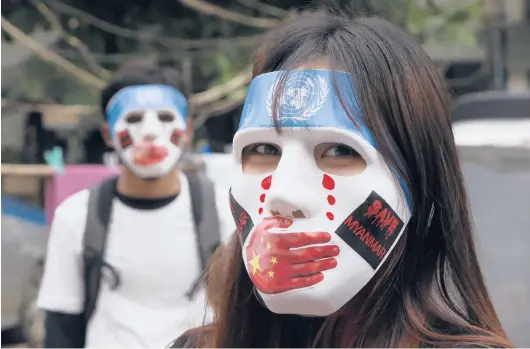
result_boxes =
[200,10,512,348]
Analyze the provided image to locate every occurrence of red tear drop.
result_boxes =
[258,207,264,215]
[261,175,272,190]
[327,195,336,205]
[260,193,266,203]
[322,174,335,190]
[326,212,335,221]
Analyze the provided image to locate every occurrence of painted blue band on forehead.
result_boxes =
[238,69,375,147]
[239,69,412,211]
[106,84,188,133]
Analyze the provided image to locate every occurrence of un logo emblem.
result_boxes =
[266,72,329,123]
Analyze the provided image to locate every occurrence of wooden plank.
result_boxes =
[1,176,42,204]
[0,163,203,177]
[1,164,55,177]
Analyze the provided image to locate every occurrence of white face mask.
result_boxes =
[230,70,412,316]
[106,85,188,179]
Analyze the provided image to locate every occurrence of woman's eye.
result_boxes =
[322,145,359,157]
[246,143,281,156]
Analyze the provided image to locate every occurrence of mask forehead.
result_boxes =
[106,84,188,135]
[236,70,374,146]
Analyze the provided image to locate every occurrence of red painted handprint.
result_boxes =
[246,217,340,294]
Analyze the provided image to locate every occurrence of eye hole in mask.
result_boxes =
[125,112,143,124]
[158,111,175,123]
[315,142,366,175]
[242,143,281,174]
[241,142,366,176]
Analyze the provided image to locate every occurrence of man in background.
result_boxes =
[37,62,232,348]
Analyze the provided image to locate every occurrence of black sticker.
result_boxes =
[229,188,254,242]
[335,191,405,270]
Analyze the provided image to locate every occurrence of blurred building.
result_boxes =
[422,0,529,96]
[2,0,529,163]
[503,0,530,91]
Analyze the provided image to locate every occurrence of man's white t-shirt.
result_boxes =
[37,172,234,348]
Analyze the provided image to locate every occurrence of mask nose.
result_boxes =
[142,134,157,142]
[139,110,162,140]
[264,143,321,219]
[267,196,311,219]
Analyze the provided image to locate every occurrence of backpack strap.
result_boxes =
[185,170,203,239]
[183,169,221,299]
[82,177,119,327]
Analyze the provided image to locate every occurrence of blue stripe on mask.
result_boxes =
[239,70,375,146]
[106,84,188,134]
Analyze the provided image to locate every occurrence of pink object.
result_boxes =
[45,165,121,225]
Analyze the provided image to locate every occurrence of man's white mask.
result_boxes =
[106,84,187,179]
[230,70,412,316]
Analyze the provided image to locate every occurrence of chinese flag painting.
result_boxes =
[246,217,340,294]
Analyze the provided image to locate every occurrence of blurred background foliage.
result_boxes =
[2,0,485,106]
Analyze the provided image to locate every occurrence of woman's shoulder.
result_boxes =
[167,326,213,348]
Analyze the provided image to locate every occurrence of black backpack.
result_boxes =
[81,168,221,334]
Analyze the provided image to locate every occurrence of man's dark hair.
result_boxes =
[100,61,188,120]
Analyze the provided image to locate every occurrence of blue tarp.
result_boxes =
[1,195,46,226]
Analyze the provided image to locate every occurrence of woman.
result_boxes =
[173,10,512,348]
